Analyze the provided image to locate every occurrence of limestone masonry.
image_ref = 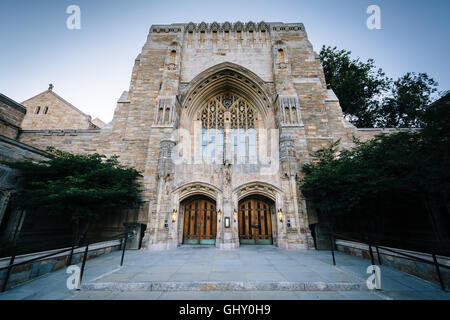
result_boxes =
[15,22,386,250]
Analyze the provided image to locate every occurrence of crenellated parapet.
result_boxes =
[148,21,305,34]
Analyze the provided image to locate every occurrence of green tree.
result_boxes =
[301,110,450,251]
[3,147,143,245]
[320,46,440,128]
[377,72,439,128]
[319,45,390,127]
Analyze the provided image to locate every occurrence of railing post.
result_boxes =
[67,244,75,266]
[432,253,445,291]
[1,254,16,293]
[120,232,128,267]
[376,246,382,265]
[329,233,336,266]
[78,244,89,290]
[368,243,376,266]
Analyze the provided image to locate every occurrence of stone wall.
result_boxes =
[21,88,96,130]
[0,94,26,140]
[335,240,450,287]
[0,240,121,290]
[14,21,397,251]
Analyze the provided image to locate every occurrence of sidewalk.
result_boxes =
[0,246,448,300]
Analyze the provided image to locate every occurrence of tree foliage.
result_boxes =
[319,46,389,127]
[378,72,439,128]
[301,93,450,249]
[3,147,143,242]
[320,46,440,128]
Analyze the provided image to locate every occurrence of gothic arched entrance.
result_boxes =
[238,195,274,245]
[182,196,217,245]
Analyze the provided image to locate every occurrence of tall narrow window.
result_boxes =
[170,50,176,64]
[35,106,41,114]
[217,128,224,162]
[198,93,258,165]
[249,128,256,162]
[201,128,207,160]
[158,108,163,123]
[164,107,170,123]
[261,30,266,42]
[278,49,285,63]
[43,107,49,114]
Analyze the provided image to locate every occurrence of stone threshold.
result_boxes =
[82,281,368,292]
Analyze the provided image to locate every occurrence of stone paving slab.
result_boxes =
[0,245,449,300]
[81,280,368,292]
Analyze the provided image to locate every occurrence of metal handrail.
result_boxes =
[333,232,450,270]
[0,232,124,272]
[0,231,129,292]
[331,232,448,291]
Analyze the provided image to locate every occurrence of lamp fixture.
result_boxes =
[172,209,177,223]
[218,209,222,223]
[233,209,237,222]
[277,209,283,222]
[224,216,231,228]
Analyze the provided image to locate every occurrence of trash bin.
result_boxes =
[123,222,144,250]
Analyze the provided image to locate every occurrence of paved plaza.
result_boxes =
[0,246,448,300]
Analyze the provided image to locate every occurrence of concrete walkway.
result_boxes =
[0,245,448,300]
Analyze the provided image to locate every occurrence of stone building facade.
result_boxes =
[20,84,102,130]
[16,22,385,250]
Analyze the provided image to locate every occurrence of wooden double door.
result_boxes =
[183,198,217,245]
[239,198,273,245]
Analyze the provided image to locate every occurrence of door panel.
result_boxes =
[183,199,216,245]
[239,198,273,245]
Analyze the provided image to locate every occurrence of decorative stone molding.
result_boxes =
[156,139,176,181]
[173,182,221,202]
[233,181,282,202]
[279,134,298,179]
[277,96,303,127]
[42,129,79,136]
[182,21,271,33]
[182,62,273,123]
[233,21,244,32]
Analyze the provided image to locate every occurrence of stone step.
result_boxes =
[82,281,368,292]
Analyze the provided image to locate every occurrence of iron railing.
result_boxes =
[329,232,449,291]
[0,230,135,292]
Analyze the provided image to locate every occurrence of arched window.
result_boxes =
[278,49,285,63]
[197,93,258,164]
[170,50,176,64]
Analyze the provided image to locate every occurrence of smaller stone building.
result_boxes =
[20,84,103,130]
[0,92,128,255]
[0,94,26,140]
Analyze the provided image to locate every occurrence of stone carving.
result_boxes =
[156,139,176,181]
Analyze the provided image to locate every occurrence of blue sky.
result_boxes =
[1,0,449,122]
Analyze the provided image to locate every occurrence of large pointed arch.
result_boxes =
[181,62,274,126]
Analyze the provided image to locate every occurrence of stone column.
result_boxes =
[277,131,311,250]
[216,163,239,250]
[147,137,177,250]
